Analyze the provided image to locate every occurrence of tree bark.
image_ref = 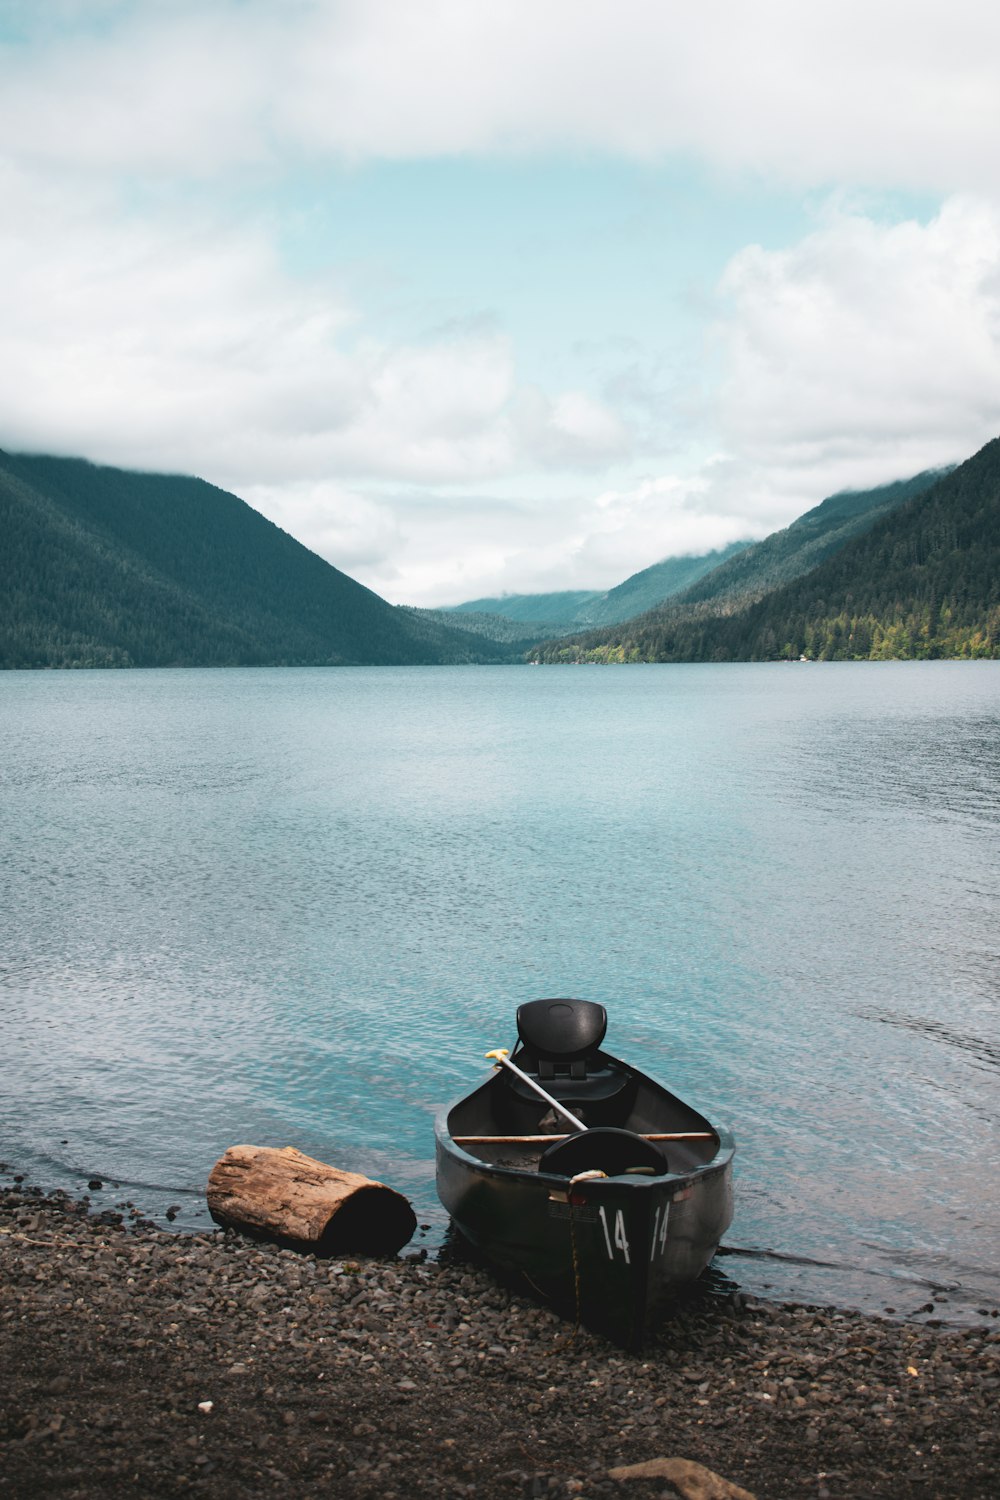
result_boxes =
[206,1144,416,1256]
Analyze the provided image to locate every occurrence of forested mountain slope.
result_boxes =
[448,589,602,627]
[0,453,514,668]
[403,606,554,648]
[572,540,750,626]
[534,445,998,662]
[445,544,749,638]
[447,471,932,645]
[657,470,945,616]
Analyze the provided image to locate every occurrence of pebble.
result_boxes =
[0,1183,998,1499]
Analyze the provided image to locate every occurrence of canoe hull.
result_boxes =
[435,1063,734,1346]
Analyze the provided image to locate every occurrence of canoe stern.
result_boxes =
[435,1109,734,1343]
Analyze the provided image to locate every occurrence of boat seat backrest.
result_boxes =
[539,1127,668,1178]
[515,998,607,1080]
[504,998,634,1124]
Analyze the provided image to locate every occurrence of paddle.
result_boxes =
[485,1047,588,1133]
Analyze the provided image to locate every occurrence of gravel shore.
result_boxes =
[2,1182,998,1499]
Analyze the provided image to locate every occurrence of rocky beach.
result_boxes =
[2,1181,998,1499]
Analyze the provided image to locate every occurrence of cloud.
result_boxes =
[0,164,354,473]
[4,4,1000,606]
[506,388,631,471]
[344,467,759,608]
[4,2,1000,194]
[713,196,1000,505]
[0,4,275,176]
[6,162,1000,606]
[241,479,403,576]
[281,1,1000,198]
[568,471,752,583]
[0,161,629,489]
[522,195,1000,605]
[307,486,553,604]
[411,194,1000,604]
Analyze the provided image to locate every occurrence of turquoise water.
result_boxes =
[2,663,999,1321]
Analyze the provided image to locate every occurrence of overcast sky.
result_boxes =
[3,1,1000,605]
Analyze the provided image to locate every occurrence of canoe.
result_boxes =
[435,998,735,1347]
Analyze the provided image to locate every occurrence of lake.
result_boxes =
[2,662,998,1323]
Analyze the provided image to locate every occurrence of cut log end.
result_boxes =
[206,1145,417,1257]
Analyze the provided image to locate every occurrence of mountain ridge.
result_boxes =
[443,543,751,636]
[532,443,999,662]
[0,452,516,668]
[443,471,941,641]
[5,443,994,669]
[665,469,950,616]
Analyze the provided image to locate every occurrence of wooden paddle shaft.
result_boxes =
[453,1132,715,1144]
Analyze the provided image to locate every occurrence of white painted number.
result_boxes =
[649,1204,671,1261]
[614,1209,631,1264]
[598,1205,631,1264]
[598,1203,613,1259]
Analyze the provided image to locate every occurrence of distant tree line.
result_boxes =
[533,440,1000,663]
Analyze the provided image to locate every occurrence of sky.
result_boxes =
[2,2,1000,606]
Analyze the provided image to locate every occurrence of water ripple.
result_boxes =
[2,663,1000,1317]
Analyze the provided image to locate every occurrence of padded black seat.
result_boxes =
[516,999,607,1076]
[507,998,635,1120]
[540,1127,668,1178]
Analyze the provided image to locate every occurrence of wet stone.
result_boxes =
[0,1182,998,1499]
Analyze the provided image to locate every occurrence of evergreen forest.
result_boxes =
[533,440,1000,663]
[3,436,998,670]
[0,453,515,668]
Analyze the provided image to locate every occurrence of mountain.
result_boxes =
[452,470,938,652]
[446,589,603,634]
[533,444,1000,662]
[0,452,516,668]
[402,606,557,648]
[657,470,948,615]
[443,543,751,638]
[573,540,751,626]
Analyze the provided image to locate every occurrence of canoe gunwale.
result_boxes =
[434,1051,735,1189]
[434,1107,735,1193]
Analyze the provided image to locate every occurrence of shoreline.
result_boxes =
[2,1184,998,1499]
[6,1159,995,1335]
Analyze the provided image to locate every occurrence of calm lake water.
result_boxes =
[2,663,999,1323]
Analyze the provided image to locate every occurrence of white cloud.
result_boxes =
[347,468,759,608]
[505,388,631,472]
[0,5,274,175]
[318,488,551,605]
[713,196,1000,505]
[4,4,1000,606]
[0,165,353,472]
[0,162,629,490]
[283,1,1000,198]
[405,194,1000,604]
[3,2,1000,194]
[242,479,403,576]
[529,195,1000,604]
[6,166,1000,606]
[570,472,752,582]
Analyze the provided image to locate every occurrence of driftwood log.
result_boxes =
[206,1145,416,1256]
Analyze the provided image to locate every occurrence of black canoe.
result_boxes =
[435,998,735,1346]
